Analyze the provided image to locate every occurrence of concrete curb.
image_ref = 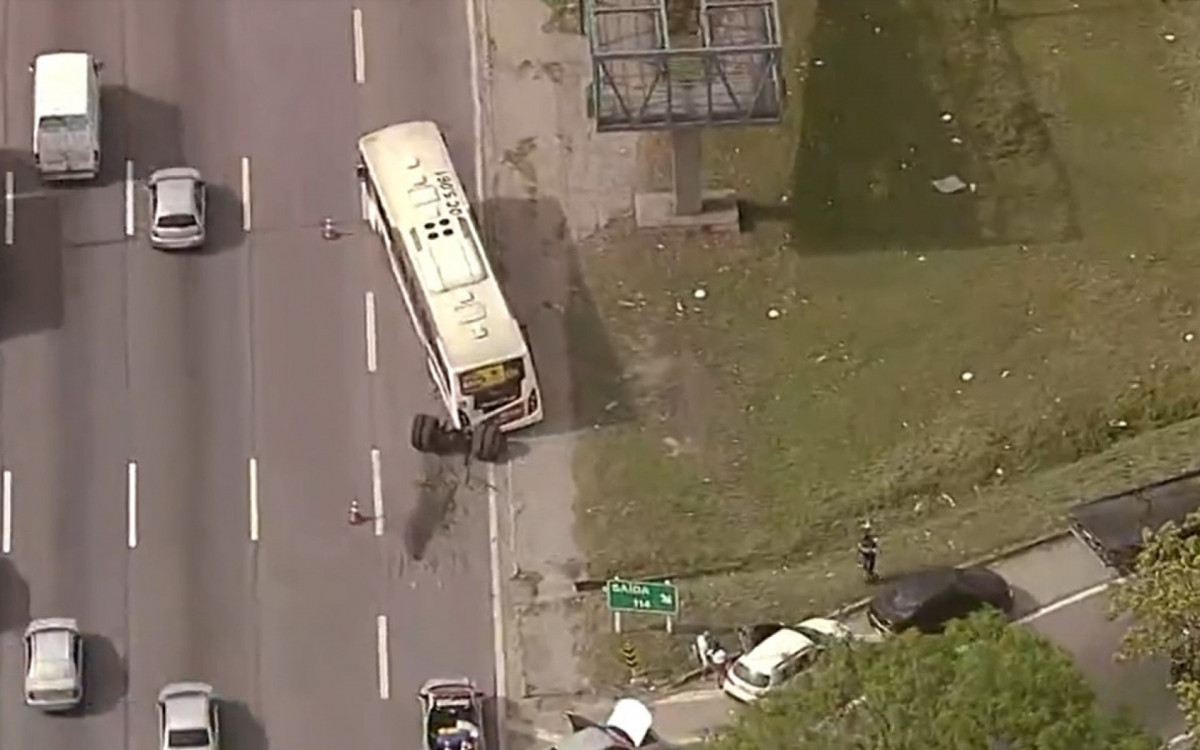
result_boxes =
[574,530,1074,594]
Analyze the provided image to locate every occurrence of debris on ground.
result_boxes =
[932,175,969,194]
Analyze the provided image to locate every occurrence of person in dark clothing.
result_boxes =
[858,522,879,582]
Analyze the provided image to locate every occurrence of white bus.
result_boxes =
[356,121,543,462]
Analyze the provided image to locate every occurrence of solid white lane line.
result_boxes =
[4,171,14,246]
[127,461,138,549]
[124,159,135,237]
[248,457,260,542]
[370,448,383,536]
[465,0,485,204]
[487,463,508,721]
[240,157,252,231]
[1,469,11,554]
[364,292,378,373]
[352,8,367,84]
[1016,579,1117,624]
[376,614,390,699]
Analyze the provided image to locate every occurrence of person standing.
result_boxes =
[858,521,880,582]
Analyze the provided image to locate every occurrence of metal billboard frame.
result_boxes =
[581,0,784,132]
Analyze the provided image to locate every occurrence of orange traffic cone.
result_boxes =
[348,499,365,525]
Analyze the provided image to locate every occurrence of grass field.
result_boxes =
[565,0,1200,684]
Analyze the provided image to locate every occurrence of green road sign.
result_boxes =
[605,579,679,615]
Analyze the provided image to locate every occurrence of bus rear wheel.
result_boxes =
[411,413,440,453]
[471,422,506,463]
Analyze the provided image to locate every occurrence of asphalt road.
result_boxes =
[0,1,496,749]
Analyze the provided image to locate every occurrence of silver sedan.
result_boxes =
[148,167,207,250]
[158,682,220,750]
[23,617,83,711]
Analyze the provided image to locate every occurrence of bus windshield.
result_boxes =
[459,358,524,395]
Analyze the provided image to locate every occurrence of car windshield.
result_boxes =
[157,213,197,229]
[795,625,835,644]
[167,729,211,748]
[730,660,770,689]
[38,115,88,132]
[29,688,75,702]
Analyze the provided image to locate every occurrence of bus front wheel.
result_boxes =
[411,413,440,453]
[471,422,506,463]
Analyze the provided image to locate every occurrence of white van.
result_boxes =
[32,51,101,181]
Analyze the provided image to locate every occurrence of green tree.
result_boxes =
[711,611,1156,750]
[1110,512,1200,730]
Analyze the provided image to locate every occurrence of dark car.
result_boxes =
[867,566,1014,635]
[737,622,785,652]
[1069,471,1200,573]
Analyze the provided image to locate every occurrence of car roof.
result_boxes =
[871,566,1008,622]
[153,177,197,214]
[28,628,76,684]
[737,627,815,674]
[161,684,212,729]
[604,698,652,747]
[30,627,73,658]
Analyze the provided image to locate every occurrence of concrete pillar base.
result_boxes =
[632,189,740,233]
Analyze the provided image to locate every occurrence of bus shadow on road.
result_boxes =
[0,152,64,341]
[482,196,633,439]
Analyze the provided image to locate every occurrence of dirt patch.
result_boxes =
[568,0,1200,685]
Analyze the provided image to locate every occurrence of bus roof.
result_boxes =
[358,121,526,372]
[34,52,94,118]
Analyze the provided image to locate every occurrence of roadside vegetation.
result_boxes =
[564,0,1200,683]
[1112,511,1200,735]
[711,611,1158,750]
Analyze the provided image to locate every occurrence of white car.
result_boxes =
[148,167,207,250]
[23,617,83,711]
[158,682,219,750]
[722,617,853,703]
[558,697,654,750]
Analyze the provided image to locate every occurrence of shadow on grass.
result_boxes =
[482,196,633,435]
[789,0,1078,252]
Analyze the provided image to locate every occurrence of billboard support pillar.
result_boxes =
[672,129,703,217]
